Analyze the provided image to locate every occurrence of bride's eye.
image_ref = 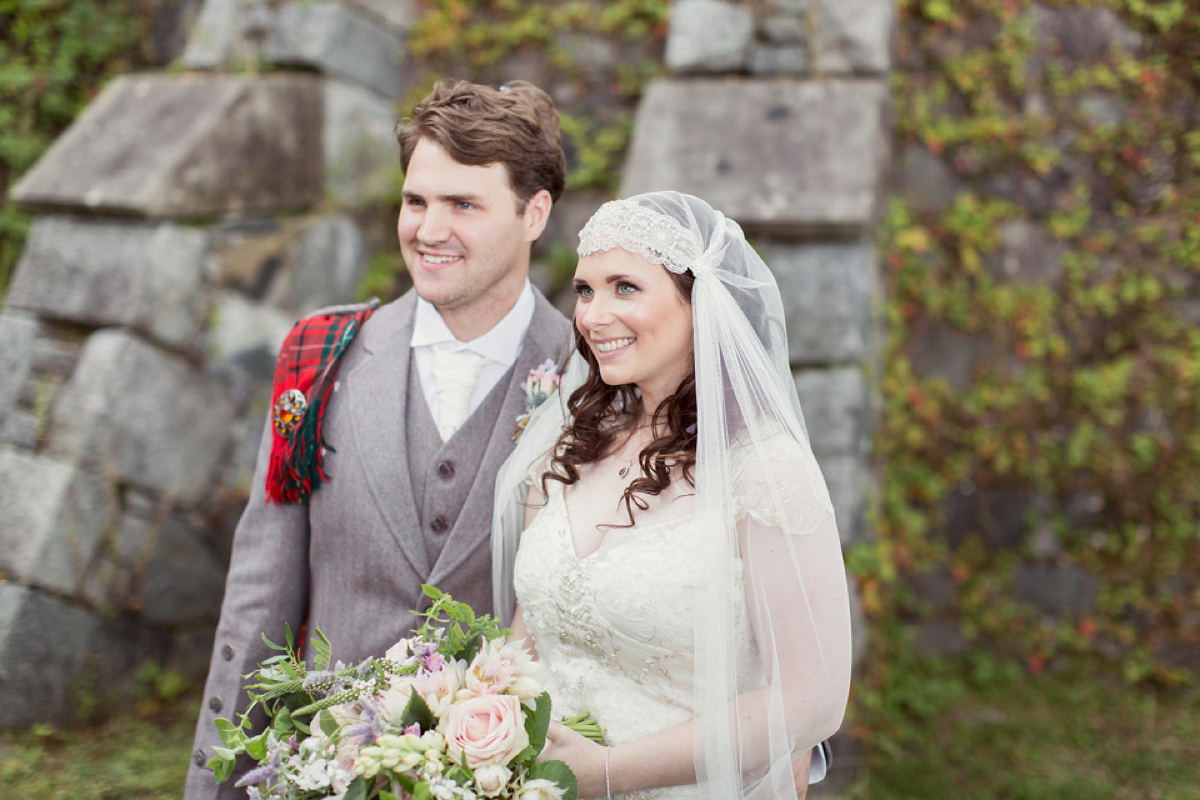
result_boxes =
[573,283,594,299]
[616,281,638,295]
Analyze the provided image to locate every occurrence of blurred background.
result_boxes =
[0,1,1196,797]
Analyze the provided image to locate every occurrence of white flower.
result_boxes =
[386,638,417,663]
[415,659,466,717]
[518,778,567,800]
[376,675,418,724]
[463,638,542,701]
[473,764,513,797]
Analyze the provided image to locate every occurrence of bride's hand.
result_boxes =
[540,721,607,798]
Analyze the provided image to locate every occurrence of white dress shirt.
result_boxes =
[410,281,536,432]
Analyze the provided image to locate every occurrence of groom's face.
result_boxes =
[398,139,548,315]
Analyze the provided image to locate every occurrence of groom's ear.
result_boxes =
[521,189,553,243]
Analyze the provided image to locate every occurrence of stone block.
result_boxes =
[767,241,875,366]
[1012,562,1098,618]
[622,79,889,235]
[279,214,368,314]
[343,0,416,34]
[0,310,37,422]
[665,0,753,74]
[748,45,808,75]
[816,452,867,546]
[912,621,966,656]
[793,366,868,455]
[847,574,869,670]
[816,0,894,74]
[179,0,239,69]
[10,73,322,218]
[140,517,227,626]
[0,449,116,596]
[896,143,961,218]
[906,319,999,392]
[207,291,294,382]
[983,220,1064,286]
[324,79,399,206]
[3,411,39,450]
[7,217,210,346]
[0,584,170,727]
[907,563,957,615]
[47,329,236,502]
[942,483,1029,550]
[1030,6,1141,63]
[265,2,406,99]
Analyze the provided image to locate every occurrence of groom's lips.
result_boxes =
[418,251,464,271]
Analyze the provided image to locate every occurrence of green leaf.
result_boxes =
[422,584,444,600]
[319,709,339,738]
[343,776,369,800]
[528,760,579,800]
[381,792,402,800]
[413,780,433,800]
[211,745,237,761]
[213,717,244,749]
[525,692,553,755]
[244,732,268,761]
[393,773,417,793]
[400,689,437,732]
[209,755,235,784]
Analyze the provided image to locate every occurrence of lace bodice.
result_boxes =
[513,481,762,800]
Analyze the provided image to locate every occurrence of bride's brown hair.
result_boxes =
[540,269,697,525]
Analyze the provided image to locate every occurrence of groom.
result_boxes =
[184,79,573,799]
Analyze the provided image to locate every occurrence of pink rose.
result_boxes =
[439,694,530,768]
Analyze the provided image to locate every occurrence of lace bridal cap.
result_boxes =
[493,191,852,800]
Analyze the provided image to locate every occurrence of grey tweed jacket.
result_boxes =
[184,288,571,800]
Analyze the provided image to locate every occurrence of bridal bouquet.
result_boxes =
[210,586,603,800]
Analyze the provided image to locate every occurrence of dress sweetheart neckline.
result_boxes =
[543,481,696,562]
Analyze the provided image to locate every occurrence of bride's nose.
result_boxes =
[576,297,615,332]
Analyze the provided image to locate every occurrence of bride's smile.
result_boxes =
[572,247,695,410]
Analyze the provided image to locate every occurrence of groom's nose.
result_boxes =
[417,206,452,245]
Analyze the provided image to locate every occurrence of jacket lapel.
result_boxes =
[342,292,432,578]
[427,290,571,587]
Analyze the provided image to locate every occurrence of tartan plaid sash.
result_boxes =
[265,300,378,504]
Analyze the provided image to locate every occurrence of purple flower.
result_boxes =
[403,722,422,736]
[236,764,277,789]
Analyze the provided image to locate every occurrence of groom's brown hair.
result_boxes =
[396,79,566,212]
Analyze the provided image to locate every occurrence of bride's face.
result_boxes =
[573,247,694,408]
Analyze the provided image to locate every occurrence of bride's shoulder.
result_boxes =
[727,422,833,533]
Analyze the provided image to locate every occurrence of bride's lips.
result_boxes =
[591,336,635,361]
[418,251,464,271]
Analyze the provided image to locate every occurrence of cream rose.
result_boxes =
[473,763,513,797]
[518,778,567,800]
[375,676,417,724]
[414,659,465,718]
[439,694,530,768]
[463,638,542,701]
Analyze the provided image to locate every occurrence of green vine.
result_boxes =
[863,0,1200,713]
[0,0,150,296]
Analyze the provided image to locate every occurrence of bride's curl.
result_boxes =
[540,268,697,526]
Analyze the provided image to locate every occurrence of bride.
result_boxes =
[492,192,852,799]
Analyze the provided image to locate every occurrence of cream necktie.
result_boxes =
[431,345,490,442]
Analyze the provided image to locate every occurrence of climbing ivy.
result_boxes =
[862,0,1200,710]
[0,0,151,295]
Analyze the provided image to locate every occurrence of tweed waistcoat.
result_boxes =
[405,355,513,567]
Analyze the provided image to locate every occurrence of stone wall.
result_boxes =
[623,0,894,789]
[0,0,408,727]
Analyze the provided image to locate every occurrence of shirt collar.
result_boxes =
[410,280,535,367]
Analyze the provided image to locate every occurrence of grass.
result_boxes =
[1,665,1197,799]
[0,690,201,800]
[839,659,1200,800]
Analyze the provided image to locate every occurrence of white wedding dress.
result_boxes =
[513,477,762,800]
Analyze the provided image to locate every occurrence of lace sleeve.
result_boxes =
[730,432,835,535]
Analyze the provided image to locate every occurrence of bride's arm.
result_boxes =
[542,510,851,798]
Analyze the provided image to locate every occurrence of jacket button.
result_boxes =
[208,696,223,713]
[430,516,448,533]
[194,748,206,766]
[221,644,234,661]
[437,460,455,478]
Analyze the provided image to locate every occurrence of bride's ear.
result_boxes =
[522,189,554,242]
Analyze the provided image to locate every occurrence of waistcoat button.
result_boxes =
[208,696,223,713]
[431,516,448,533]
[221,644,234,661]
[437,460,455,478]
[193,748,206,766]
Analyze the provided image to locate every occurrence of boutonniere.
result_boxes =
[512,359,561,440]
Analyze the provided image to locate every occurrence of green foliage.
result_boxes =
[0,0,150,295]
[873,0,1200,691]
